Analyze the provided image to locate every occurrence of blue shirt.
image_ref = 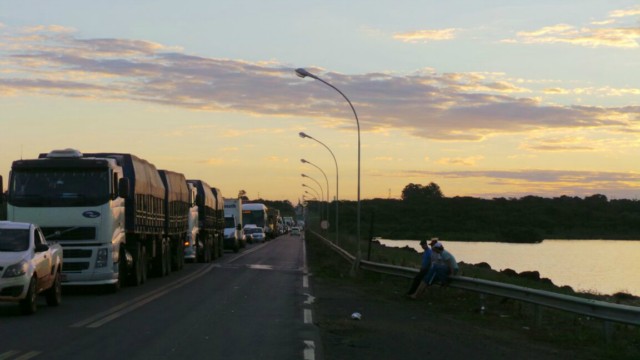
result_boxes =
[421,248,432,270]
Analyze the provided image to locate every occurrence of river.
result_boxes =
[376,238,640,297]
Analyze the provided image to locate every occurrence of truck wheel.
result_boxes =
[110,249,127,293]
[152,239,167,277]
[141,245,148,283]
[20,277,38,315]
[129,243,145,286]
[45,271,62,306]
[164,241,171,276]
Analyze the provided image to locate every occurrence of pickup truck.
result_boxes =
[0,221,63,314]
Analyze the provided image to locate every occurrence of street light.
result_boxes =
[295,68,361,259]
[301,174,324,213]
[302,184,321,201]
[300,132,339,244]
[301,158,329,223]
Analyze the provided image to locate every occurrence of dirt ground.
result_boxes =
[310,274,594,360]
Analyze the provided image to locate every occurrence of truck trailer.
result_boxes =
[186,180,221,262]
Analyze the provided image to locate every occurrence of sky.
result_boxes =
[1,1,639,204]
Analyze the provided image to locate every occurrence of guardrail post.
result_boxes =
[350,251,361,277]
[479,294,487,315]
[603,321,614,344]
[534,304,542,327]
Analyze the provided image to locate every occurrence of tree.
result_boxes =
[401,182,444,201]
[238,189,249,201]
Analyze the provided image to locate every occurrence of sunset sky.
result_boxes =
[1,1,639,204]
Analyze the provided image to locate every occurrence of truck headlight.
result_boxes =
[96,248,108,268]
[2,260,28,278]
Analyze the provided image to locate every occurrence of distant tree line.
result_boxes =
[328,183,640,242]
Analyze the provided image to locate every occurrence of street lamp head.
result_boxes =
[300,158,308,164]
[295,68,313,79]
[299,132,309,139]
[301,173,308,178]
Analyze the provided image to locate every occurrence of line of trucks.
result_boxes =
[0,149,267,314]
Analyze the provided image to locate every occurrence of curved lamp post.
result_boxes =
[301,174,324,214]
[301,158,329,223]
[300,132,339,244]
[302,185,320,200]
[295,68,361,258]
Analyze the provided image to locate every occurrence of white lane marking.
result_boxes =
[0,351,21,360]
[304,293,315,305]
[13,351,41,360]
[304,309,313,324]
[303,340,315,360]
[71,264,214,328]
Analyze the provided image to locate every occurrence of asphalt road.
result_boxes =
[0,233,319,360]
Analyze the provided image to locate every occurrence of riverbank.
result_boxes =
[307,233,640,360]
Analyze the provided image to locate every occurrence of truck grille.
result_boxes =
[41,227,96,241]
[63,249,93,258]
[63,262,90,272]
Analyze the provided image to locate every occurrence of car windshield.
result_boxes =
[0,229,30,252]
[245,228,262,234]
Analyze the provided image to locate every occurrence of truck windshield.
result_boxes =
[242,211,266,228]
[0,229,29,252]
[9,169,111,207]
[224,217,235,228]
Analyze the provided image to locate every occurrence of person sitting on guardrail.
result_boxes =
[405,238,438,296]
[409,242,458,299]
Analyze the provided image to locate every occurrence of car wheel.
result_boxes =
[20,277,38,315]
[45,271,62,306]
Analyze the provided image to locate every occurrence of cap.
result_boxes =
[433,242,444,249]
[429,238,439,246]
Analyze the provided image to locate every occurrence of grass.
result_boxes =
[308,229,640,360]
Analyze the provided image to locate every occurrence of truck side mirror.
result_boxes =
[118,178,130,199]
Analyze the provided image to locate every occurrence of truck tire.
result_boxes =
[109,249,127,293]
[164,240,171,276]
[152,239,167,277]
[20,277,38,315]
[172,241,184,271]
[45,271,62,306]
[129,243,146,286]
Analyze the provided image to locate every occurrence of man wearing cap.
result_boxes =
[409,241,458,299]
[405,238,438,296]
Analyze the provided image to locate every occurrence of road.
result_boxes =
[0,233,319,360]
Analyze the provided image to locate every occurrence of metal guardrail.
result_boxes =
[310,230,640,327]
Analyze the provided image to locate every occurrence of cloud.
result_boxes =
[1,25,639,142]
[508,6,640,48]
[393,28,458,43]
[437,156,484,166]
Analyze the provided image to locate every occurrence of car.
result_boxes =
[244,225,266,243]
[0,221,63,314]
[290,227,301,236]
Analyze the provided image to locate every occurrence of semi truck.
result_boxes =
[223,198,244,252]
[186,180,221,262]
[6,149,176,291]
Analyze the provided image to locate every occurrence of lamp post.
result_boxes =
[302,184,320,200]
[300,132,339,244]
[301,174,325,215]
[301,158,329,225]
[295,68,361,258]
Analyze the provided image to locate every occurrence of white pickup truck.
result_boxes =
[0,221,63,314]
